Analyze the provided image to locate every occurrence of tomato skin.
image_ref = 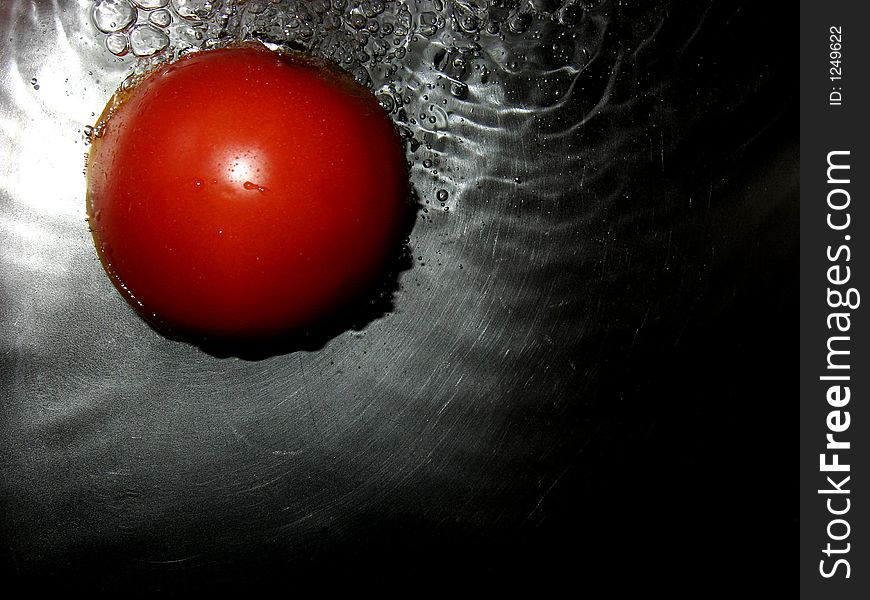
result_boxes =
[87,46,409,343]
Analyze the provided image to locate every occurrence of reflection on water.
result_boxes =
[80,0,617,213]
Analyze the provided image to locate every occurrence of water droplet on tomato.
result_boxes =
[243,181,267,193]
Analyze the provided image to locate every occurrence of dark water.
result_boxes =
[0,0,795,591]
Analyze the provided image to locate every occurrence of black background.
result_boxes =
[1,0,797,593]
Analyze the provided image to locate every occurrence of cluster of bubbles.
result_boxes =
[91,0,172,57]
[90,0,610,212]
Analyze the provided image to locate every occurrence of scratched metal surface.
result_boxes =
[1,0,796,592]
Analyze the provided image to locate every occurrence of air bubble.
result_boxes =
[376,92,395,113]
[106,33,129,55]
[436,189,449,202]
[92,0,137,34]
[361,1,384,18]
[149,9,172,28]
[129,24,170,56]
[460,16,479,34]
[449,81,468,99]
[508,14,532,34]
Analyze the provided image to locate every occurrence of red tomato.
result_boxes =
[87,45,409,345]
